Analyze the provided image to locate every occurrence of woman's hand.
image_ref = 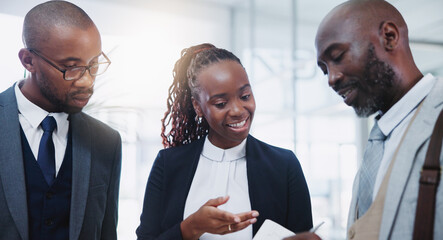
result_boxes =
[180,196,259,240]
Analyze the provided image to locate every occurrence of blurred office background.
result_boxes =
[1,0,442,239]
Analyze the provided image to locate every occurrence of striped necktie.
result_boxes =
[357,121,386,218]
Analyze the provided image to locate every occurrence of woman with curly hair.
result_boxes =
[136,43,313,240]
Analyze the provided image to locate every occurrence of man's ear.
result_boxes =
[18,48,36,73]
[191,97,203,117]
[379,21,399,52]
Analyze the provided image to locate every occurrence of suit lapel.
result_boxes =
[245,135,269,235]
[347,170,360,230]
[0,86,29,240]
[171,138,204,224]
[69,113,91,240]
[246,136,258,234]
[379,78,443,239]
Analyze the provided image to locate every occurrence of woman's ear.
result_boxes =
[379,21,399,52]
[18,48,36,73]
[191,97,203,117]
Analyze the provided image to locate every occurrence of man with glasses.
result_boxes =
[0,1,121,240]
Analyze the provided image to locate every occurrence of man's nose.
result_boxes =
[74,70,95,88]
[328,68,344,88]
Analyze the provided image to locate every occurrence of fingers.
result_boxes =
[235,210,259,222]
[198,196,261,236]
[204,196,241,223]
[205,196,230,207]
[213,208,241,223]
[214,210,258,225]
[204,197,260,223]
[230,211,258,232]
[217,217,257,235]
[210,204,259,224]
[229,217,257,232]
[214,210,259,235]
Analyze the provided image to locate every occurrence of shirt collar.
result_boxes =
[378,73,436,137]
[201,136,247,162]
[15,81,69,131]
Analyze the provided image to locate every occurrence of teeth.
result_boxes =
[228,119,246,128]
[341,89,352,98]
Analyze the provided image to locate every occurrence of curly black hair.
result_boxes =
[161,43,242,148]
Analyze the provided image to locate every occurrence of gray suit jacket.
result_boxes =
[0,85,122,240]
[347,77,443,239]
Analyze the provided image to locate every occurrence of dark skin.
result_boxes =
[286,1,424,239]
[18,24,101,114]
[192,60,256,149]
[180,196,258,240]
[283,232,322,240]
[180,60,258,240]
[315,0,423,117]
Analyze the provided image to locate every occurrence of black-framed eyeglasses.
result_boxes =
[28,48,111,81]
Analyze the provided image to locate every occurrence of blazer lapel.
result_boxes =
[69,113,91,240]
[347,170,360,230]
[0,86,29,240]
[0,84,29,240]
[379,78,443,239]
[245,135,269,235]
[169,138,204,223]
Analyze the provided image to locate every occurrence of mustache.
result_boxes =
[332,79,359,92]
[70,88,94,97]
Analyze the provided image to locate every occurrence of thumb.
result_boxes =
[205,196,230,207]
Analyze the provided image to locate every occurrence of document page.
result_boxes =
[253,219,295,240]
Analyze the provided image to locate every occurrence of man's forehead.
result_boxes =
[315,9,364,53]
[39,26,101,59]
[315,20,346,54]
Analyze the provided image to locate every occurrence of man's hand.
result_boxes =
[283,232,322,240]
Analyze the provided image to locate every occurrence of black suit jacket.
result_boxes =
[136,135,312,240]
[0,85,122,240]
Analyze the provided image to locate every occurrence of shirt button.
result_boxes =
[45,219,54,226]
[46,192,53,199]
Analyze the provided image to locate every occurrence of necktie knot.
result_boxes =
[369,122,386,141]
[41,116,57,133]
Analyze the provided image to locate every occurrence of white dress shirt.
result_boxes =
[15,81,69,176]
[183,136,252,240]
[373,74,436,198]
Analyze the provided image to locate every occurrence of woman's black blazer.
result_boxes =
[136,135,313,240]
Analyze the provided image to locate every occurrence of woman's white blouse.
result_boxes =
[183,137,252,240]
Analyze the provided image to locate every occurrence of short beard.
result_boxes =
[37,72,87,114]
[37,71,66,112]
[353,45,396,117]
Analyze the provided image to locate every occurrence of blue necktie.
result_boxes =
[37,116,57,186]
[357,121,386,218]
